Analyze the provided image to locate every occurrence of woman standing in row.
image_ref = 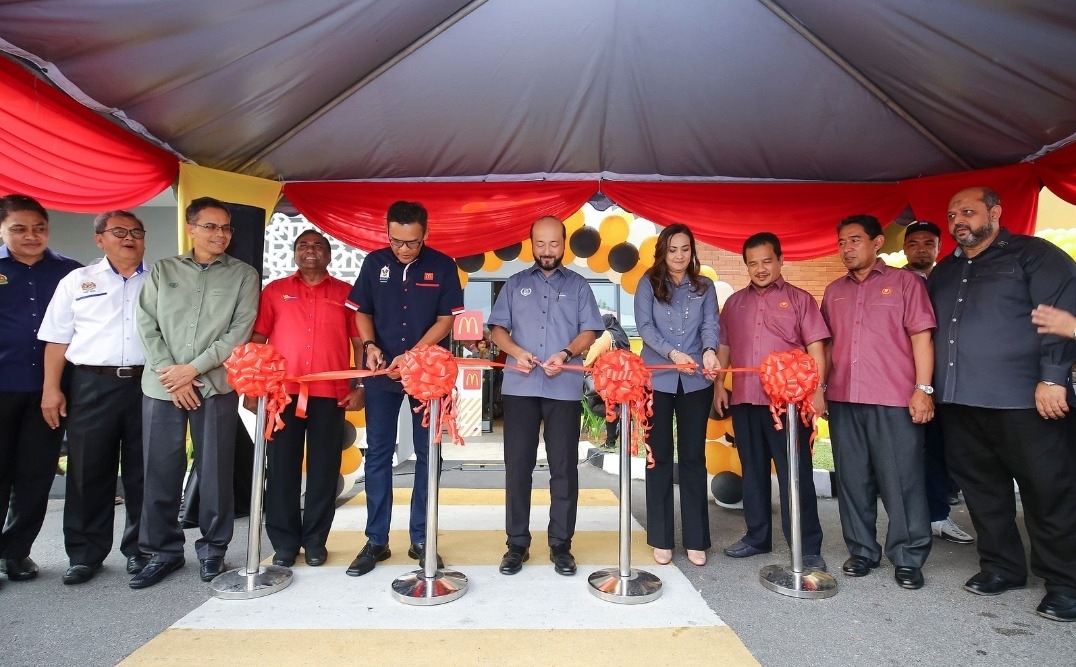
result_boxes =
[634,224,719,566]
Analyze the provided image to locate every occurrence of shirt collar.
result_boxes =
[181,249,228,267]
[952,227,1011,258]
[94,257,147,276]
[748,275,787,294]
[845,258,888,281]
[526,262,567,278]
[0,245,64,263]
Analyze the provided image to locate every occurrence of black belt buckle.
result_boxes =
[116,366,138,378]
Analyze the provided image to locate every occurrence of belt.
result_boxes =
[77,365,145,378]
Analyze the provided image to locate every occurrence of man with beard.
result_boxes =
[344,202,463,577]
[488,216,603,576]
[901,221,974,546]
[821,214,935,590]
[927,186,1076,622]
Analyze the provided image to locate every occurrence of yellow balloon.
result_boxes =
[564,209,586,234]
[700,265,718,282]
[621,263,649,294]
[598,215,630,245]
[519,238,533,263]
[723,373,733,391]
[340,446,362,475]
[587,246,611,273]
[457,267,469,288]
[346,409,366,428]
[815,417,830,440]
[482,252,503,272]
[638,236,658,266]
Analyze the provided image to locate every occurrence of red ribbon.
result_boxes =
[224,342,292,440]
[758,349,820,443]
[399,344,464,446]
[591,349,655,467]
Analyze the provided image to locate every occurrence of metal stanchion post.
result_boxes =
[759,402,837,599]
[392,397,468,605]
[588,403,662,604]
[212,396,293,599]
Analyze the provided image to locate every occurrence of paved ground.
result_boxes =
[2,453,1074,666]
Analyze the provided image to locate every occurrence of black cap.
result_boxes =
[904,220,941,239]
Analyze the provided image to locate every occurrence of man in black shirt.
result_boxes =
[927,186,1076,622]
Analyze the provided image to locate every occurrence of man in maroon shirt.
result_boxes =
[821,215,936,590]
[249,230,364,567]
[715,232,829,571]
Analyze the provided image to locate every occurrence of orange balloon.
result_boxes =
[562,245,576,264]
[340,446,362,475]
[598,215,630,245]
[706,418,722,440]
[346,409,366,428]
[705,441,731,475]
[482,252,503,272]
[723,373,734,391]
[620,263,649,294]
[519,238,533,263]
[638,236,658,266]
[564,209,586,234]
[723,417,735,439]
[587,247,611,273]
[457,267,469,288]
[728,447,742,475]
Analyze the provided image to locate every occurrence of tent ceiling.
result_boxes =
[1,0,1075,185]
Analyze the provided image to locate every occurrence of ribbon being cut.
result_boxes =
[224,342,293,440]
[757,348,821,442]
[590,349,655,466]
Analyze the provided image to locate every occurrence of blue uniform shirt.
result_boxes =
[488,263,604,401]
[347,245,464,392]
[635,272,719,394]
[0,245,82,392]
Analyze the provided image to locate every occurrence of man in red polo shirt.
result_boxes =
[249,230,364,567]
[821,214,936,591]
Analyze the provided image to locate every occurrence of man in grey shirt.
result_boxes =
[132,197,260,589]
[488,216,604,577]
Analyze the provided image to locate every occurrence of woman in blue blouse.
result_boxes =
[634,224,720,566]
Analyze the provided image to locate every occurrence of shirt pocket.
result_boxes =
[208,287,239,299]
[766,313,799,344]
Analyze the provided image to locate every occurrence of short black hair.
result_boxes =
[93,210,143,234]
[979,187,1001,210]
[742,232,782,262]
[185,196,231,224]
[0,193,48,224]
[386,201,427,230]
[293,229,331,250]
[837,214,884,239]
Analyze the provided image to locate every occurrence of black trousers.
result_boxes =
[938,404,1076,596]
[265,396,344,555]
[502,395,581,548]
[922,417,951,522]
[828,402,931,567]
[63,368,145,565]
[731,403,823,554]
[645,384,712,551]
[140,393,238,561]
[0,391,65,559]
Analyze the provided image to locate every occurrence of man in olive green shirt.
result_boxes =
[131,197,260,589]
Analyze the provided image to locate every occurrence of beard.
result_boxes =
[535,253,563,270]
[906,256,934,272]
[954,220,996,248]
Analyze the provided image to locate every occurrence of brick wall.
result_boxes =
[697,244,846,304]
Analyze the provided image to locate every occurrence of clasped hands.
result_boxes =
[156,363,203,410]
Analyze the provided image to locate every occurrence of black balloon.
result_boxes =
[456,254,485,273]
[569,227,601,258]
[608,242,640,273]
[341,421,357,450]
[494,243,522,261]
[711,471,744,507]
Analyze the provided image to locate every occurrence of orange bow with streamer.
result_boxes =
[591,349,655,467]
[224,342,292,440]
[399,344,464,446]
[758,349,820,443]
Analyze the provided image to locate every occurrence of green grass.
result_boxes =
[812,438,833,471]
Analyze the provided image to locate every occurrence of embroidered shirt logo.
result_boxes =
[379,265,391,283]
[881,287,892,295]
[424,272,434,281]
[778,300,789,309]
[80,281,97,294]
[168,282,178,288]
[0,273,8,285]
[282,294,299,301]
[520,288,532,297]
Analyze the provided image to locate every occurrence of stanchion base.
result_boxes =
[211,565,293,600]
[588,568,663,604]
[391,569,468,606]
[759,564,838,599]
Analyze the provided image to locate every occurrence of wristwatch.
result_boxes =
[560,348,573,362]
[914,383,934,395]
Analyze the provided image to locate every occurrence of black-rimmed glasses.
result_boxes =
[100,227,146,239]
[389,237,423,250]
[190,222,234,234]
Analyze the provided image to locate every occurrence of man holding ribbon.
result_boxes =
[488,216,604,576]
[344,201,464,577]
[249,229,364,568]
[133,197,260,589]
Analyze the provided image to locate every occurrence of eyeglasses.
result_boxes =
[389,237,423,250]
[100,227,146,239]
[191,222,234,234]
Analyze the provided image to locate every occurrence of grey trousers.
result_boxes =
[828,401,932,568]
[139,393,239,561]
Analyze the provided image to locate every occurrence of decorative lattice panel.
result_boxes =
[262,214,366,285]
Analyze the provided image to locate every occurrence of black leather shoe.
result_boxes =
[803,554,828,572]
[894,566,924,590]
[304,546,328,567]
[273,552,297,567]
[62,563,101,585]
[1,557,39,581]
[126,555,151,575]
[550,544,577,576]
[199,557,225,582]
[841,555,880,577]
[129,557,184,589]
[346,543,390,577]
[407,543,444,569]
[1036,592,1076,622]
[499,545,529,575]
[963,570,1026,596]
[723,540,770,559]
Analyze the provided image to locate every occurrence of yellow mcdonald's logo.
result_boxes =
[454,310,484,340]
[463,369,481,390]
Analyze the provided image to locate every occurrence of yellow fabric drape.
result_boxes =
[175,163,282,252]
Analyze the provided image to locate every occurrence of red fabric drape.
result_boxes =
[283,180,597,256]
[899,163,1039,257]
[600,181,909,260]
[0,56,178,211]
[1035,142,1076,207]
